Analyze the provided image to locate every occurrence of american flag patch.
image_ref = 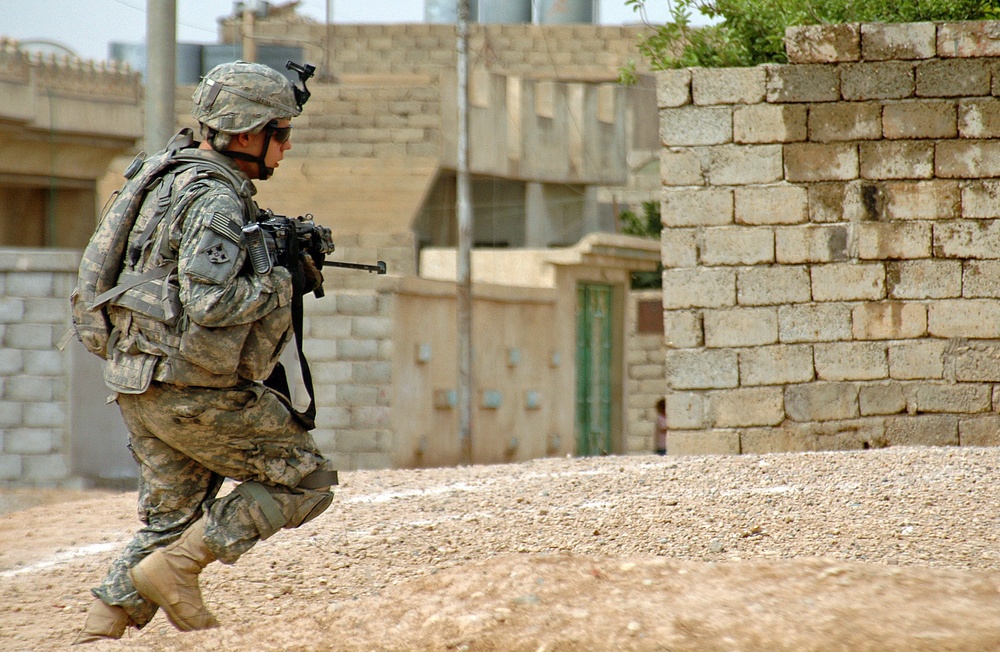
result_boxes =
[208,212,242,245]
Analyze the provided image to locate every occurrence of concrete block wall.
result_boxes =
[626,290,668,454]
[173,80,441,160]
[330,232,419,278]
[303,285,395,471]
[301,274,577,471]
[227,20,649,80]
[292,83,443,159]
[0,250,78,486]
[208,21,650,164]
[658,20,1000,455]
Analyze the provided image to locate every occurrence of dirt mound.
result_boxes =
[2,447,1000,650]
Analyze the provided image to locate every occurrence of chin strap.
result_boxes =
[211,123,277,180]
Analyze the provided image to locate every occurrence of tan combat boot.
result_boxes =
[128,517,220,631]
[72,598,130,645]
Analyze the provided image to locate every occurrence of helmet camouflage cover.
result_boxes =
[192,61,301,134]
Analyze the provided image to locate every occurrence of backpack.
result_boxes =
[68,129,252,359]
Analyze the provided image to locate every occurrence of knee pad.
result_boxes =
[284,469,336,528]
[286,491,334,528]
[234,481,287,538]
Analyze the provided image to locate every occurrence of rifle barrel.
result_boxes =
[323,260,386,274]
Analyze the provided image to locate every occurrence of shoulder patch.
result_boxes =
[205,243,231,264]
[209,212,243,245]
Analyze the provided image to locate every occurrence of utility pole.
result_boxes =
[325,0,334,80]
[456,0,473,465]
[242,3,257,62]
[145,0,176,152]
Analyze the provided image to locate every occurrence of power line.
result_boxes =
[107,0,225,37]
[108,0,145,13]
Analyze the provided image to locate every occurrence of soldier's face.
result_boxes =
[263,119,292,171]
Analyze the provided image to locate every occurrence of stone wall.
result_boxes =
[625,290,668,454]
[0,250,78,485]
[223,20,650,81]
[302,283,395,471]
[658,21,1000,455]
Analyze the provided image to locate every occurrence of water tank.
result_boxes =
[478,0,531,23]
[536,0,595,24]
[109,42,146,74]
[425,0,532,23]
[425,0,477,22]
[175,44,204,85]
[108,42,203,84]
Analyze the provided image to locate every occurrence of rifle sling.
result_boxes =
[264,289,317,431]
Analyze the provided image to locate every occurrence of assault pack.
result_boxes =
[68,128,252,359]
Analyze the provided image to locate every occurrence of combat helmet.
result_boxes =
[192,60,314,179]
[192,60,300,133]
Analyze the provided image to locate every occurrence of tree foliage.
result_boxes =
[619,201,663,289]
[620,0,1000,74]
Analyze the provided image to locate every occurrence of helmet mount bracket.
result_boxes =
[285,60,315,111]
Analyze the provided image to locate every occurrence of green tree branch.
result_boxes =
[624,0,1000,70]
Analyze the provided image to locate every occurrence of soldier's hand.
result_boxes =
[300,253,324,295]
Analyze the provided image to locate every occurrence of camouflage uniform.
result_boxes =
[88,64,334,629]
[93,383,332,626]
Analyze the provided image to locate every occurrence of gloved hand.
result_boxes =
[300,253,324,295]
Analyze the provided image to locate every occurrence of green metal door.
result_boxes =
[576,283,613,456]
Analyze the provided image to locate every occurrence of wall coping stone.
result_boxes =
[787,20,1000,65]
[0,249,80,273]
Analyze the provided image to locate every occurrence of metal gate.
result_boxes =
[576,283,613,456]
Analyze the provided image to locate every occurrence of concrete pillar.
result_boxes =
[525,181,550,247]
[582,186,601,234]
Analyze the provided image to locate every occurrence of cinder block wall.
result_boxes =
[0,250,78,485]
[304,285,395,471]
[659,21,1000,455]
[283,83,443,159]
[626,290,668,454]
[226,21,650,81]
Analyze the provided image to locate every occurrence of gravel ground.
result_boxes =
[2,445,1000,650]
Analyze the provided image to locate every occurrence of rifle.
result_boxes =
[243,208,386,430]
[243,210,386,298]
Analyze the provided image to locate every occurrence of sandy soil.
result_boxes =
[2,446,1000,651]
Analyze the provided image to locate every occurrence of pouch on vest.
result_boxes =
[237,308,293,381]
[103,348,157,394]
[179,320,252,376]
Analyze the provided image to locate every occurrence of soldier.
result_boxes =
[74,61,337,644]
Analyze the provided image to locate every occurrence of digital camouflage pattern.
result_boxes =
[93,383,334,627]
[103,146,294,391]
[70,130,208,360]
[90,155,331,626]
[192,61,300,135]
[86,62,336,632]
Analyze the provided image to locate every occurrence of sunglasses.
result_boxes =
[266,121,292,143]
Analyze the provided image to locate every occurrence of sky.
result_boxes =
[1,0,683,63]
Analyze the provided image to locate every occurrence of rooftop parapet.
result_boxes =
[0,37,141,102]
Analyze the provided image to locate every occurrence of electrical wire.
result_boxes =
[106,0,237,38]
